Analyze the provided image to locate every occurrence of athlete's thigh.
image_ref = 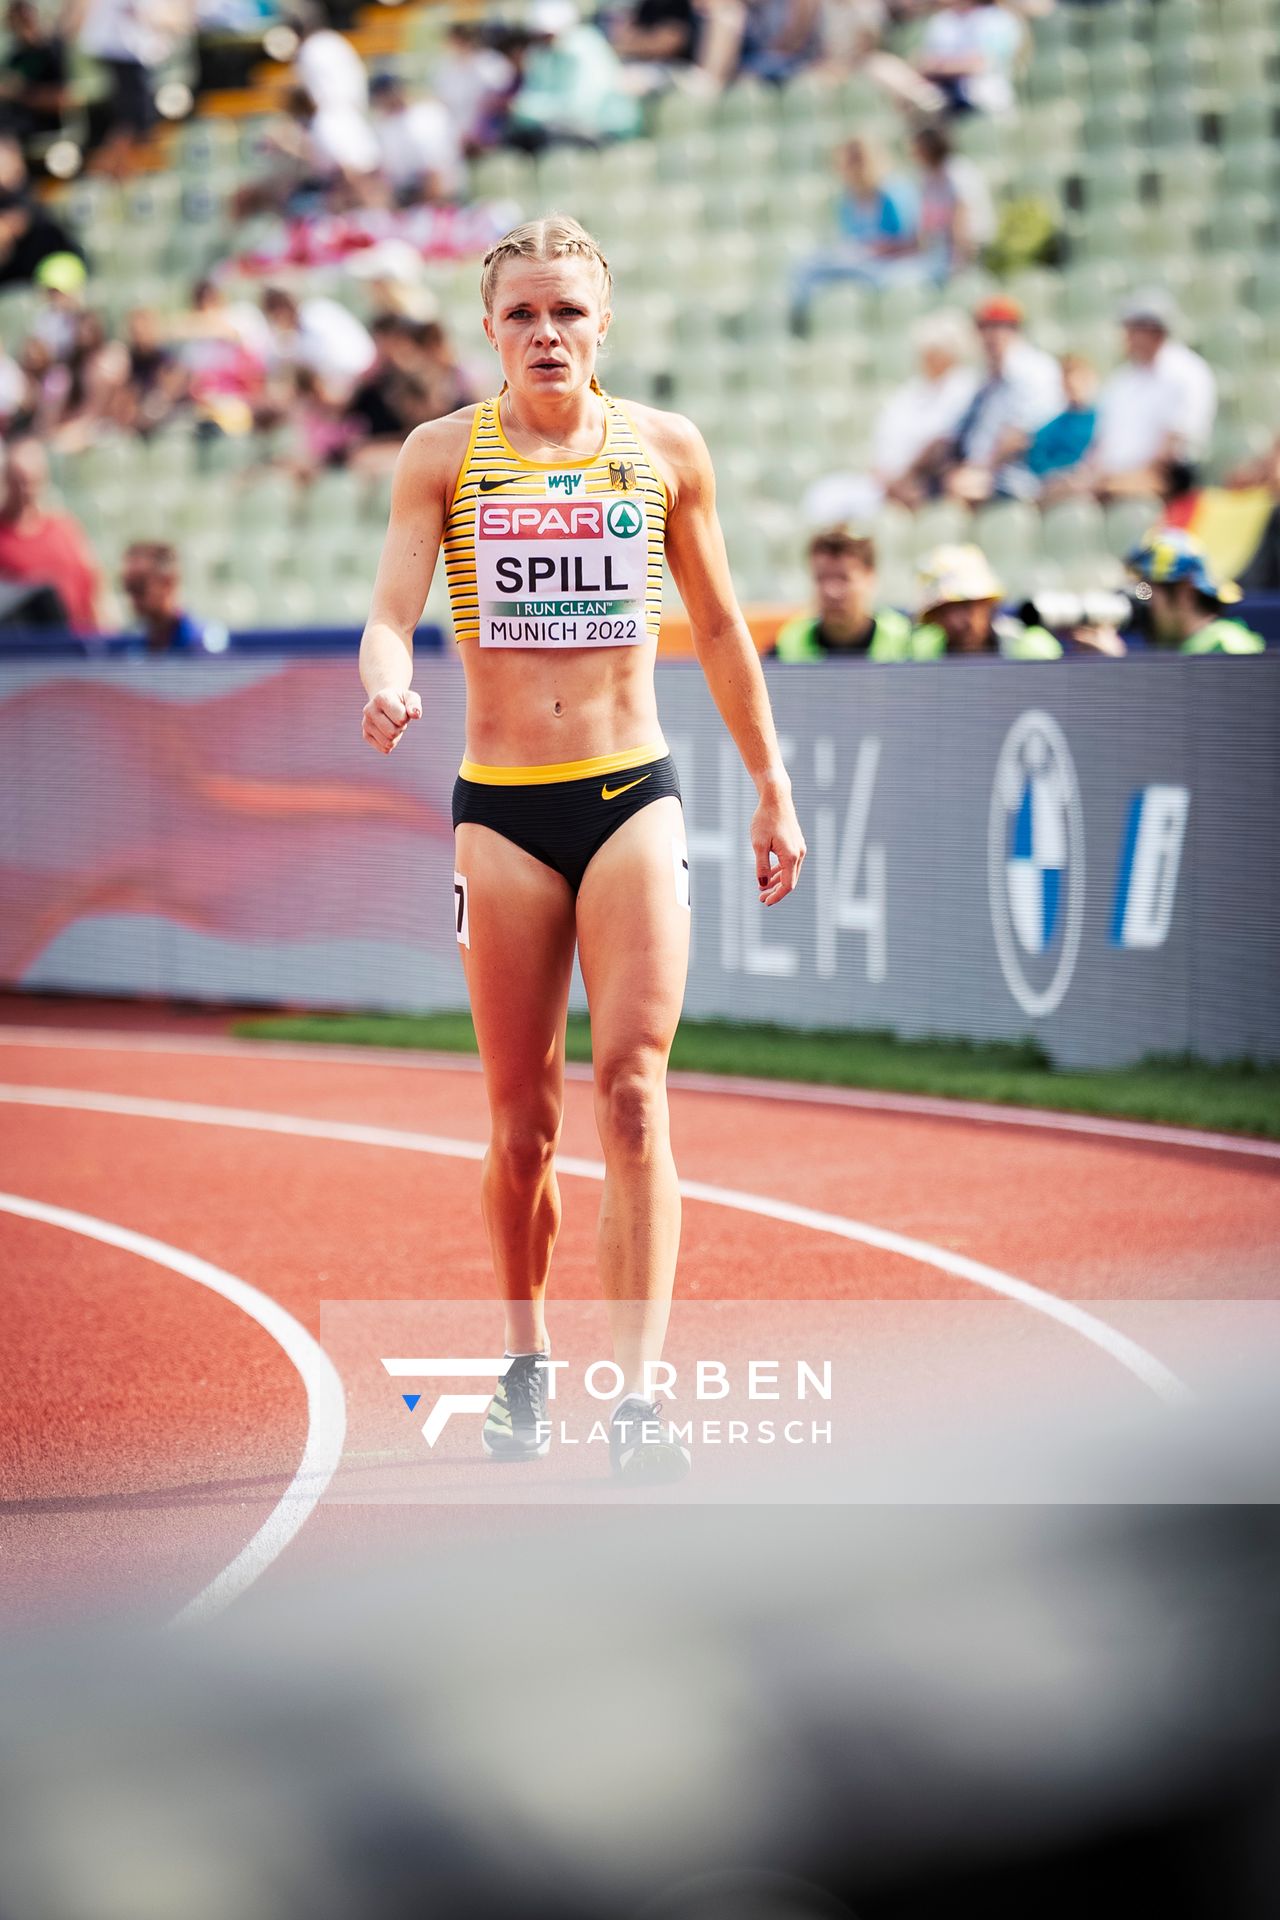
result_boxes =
[454,823,578,1105]
[575,796,691,1067]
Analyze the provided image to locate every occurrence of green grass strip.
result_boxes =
[231,1011,1280,1141]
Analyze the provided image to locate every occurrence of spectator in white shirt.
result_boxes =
[876,311,978,506]
[432,20,515,153]
[233,84,379,218]
[1086,290,1217,500]
[368,71,464,204]
[941,294,1063,504]
[261,286,376,401]
[801,312,977,523]
[292,6,367,114]
[916,0,1023,116]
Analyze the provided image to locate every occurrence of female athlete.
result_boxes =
[359,216,805,1482]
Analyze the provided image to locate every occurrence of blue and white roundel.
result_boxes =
[987,711,1085,1017]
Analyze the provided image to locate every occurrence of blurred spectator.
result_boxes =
[876,310,977,504]
[0,186,85,288]
[291,4,367,114]
[773,526,912,659]
[1081,291,1217,502]
[233,83,379,219]
[738,0,825,86]
[0,433,103,633]
[345,237,440,322]
[368,71,464,205]
[506,0,642,150]
[42,304,134,451]
[118,540,216,651]
[343,309,414,467]
[605,0,699,72]
[163,277,270,437]
[431,21,515,154]
[915,0,1023,115]
[1022,352,1098,499]
[940,295,1063,504]
[260,284,375,399]
[0,126,27,188]
[69,0,188,177]
[789,134,918,327]
[1234,438,1280,591]
[0,1,71,159]
[27,250,86,357]
[0,324,22,423]
[118,305,189,436]
[816,0,888,76]
[1125,530,1263,654]
[693,1,828,92]
[909,123,994,279]
[910,543,1060,657]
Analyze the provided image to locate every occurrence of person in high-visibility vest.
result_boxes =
[772,527,913,662]
[909,544,1061,659]
[1125,529,1265,654]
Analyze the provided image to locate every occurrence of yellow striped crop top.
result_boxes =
[442,382,667,651]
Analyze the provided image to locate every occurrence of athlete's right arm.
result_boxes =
[359,417,459,755]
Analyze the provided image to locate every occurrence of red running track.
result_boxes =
[2,1010,1278,1628]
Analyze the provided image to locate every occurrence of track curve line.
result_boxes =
[0,1085,1191,1408]
[2,1026,1275,1161]
[0,1188,348,1631]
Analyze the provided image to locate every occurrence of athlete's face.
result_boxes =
[484,259,610,399]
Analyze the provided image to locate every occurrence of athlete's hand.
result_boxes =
[362,686,422,754]
[752,789,806,906]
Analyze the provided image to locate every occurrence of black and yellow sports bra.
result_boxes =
[442,381,667,651]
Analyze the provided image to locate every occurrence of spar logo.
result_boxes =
[988,710,1085,1017]
[606,499,643,538]
[478,501,603,539]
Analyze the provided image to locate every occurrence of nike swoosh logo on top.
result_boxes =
[477,475,524,493]
[601,774,652,801]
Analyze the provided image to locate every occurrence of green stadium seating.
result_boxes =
[20,0,1276,628]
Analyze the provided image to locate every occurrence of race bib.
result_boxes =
[476,497,648,649]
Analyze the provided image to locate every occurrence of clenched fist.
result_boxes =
[362,686,422,755]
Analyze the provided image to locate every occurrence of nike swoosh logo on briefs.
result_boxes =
[601,774,652,801]
[477,474,525,493]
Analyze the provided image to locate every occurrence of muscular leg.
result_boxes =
[455,823,577,1354]
[575,796,691,1398]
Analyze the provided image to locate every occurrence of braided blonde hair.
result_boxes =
[480,214,612,314]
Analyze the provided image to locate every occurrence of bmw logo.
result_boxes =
[987,710,1085,1017]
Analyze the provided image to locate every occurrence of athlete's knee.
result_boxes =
[595,1054,668,1159]
[489,1105,562,1186]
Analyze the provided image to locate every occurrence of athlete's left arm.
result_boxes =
[656,410,806,906]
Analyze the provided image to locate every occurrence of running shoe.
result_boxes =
[610,1395,692,1485]
[482,1352,551,1461]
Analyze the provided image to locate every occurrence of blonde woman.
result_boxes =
[359,216,805,1483]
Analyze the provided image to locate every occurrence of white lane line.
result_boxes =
[0,1188,347,1631]
[0,1084,1191,1407]
[2,1024,1276,1162]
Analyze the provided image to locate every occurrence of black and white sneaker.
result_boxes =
[482,1352,551,1461]
[610,1396,692,1485]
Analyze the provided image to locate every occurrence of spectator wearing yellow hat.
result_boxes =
[910,544,1060,659]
